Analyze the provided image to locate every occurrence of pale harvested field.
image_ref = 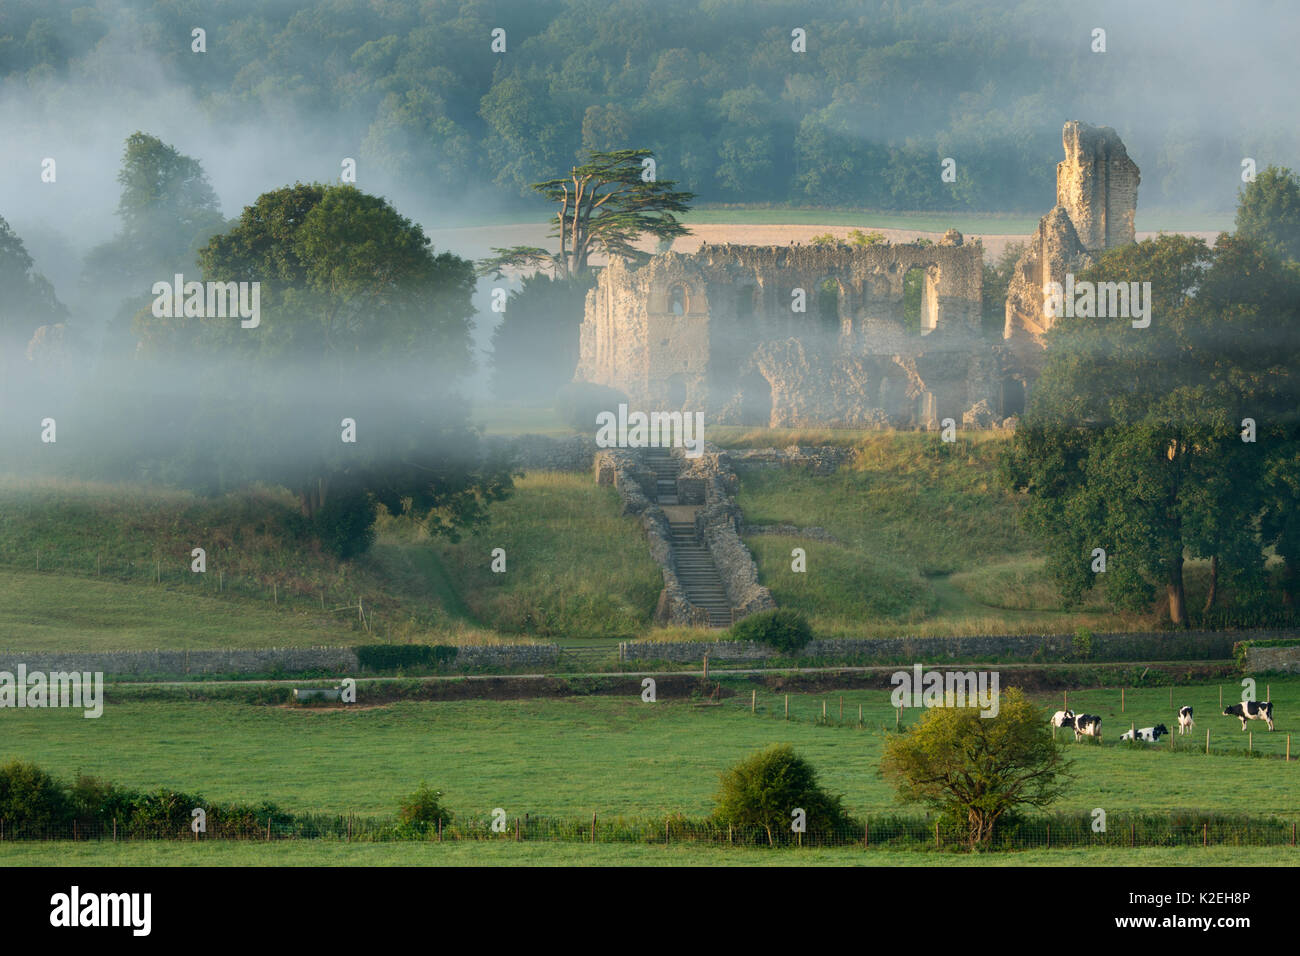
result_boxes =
[427,222,1219,267]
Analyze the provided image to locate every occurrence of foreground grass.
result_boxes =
[420,472,661,640]
[0,841,1290,867]
[3,681,1296,820]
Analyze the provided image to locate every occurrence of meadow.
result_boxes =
[0,472,657,650]
[1,429,1210,653]
[0,842,1288,868]
[2,680,1296,822]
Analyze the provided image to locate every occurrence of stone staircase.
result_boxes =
[644,447,732,629]
[645,447,681,504]
[667,521,732,628]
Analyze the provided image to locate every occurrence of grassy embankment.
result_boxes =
[0,426,1260,652]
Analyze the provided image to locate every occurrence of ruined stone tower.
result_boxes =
[1003,121,1140,376]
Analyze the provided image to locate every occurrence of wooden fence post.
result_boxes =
[1121,687,1125,712]
[591,812,596,843]
[935,821,940,849]
[839,697,843,721]
[864,819,869,849]
[1206,728,1211,755]
[1203,822,1208,847]
[784,695,788,720]
[822,699,827,720]
[437,817,442,842]
[751,689,756,713]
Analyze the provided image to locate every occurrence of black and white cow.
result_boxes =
[1071,713,1102,742]
[1177,705,1194,735]
[1050,709,1075,729]
[1120,724,1169,742]
[1223,700,1274,731]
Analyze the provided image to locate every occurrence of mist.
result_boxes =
[3,0,1300,476]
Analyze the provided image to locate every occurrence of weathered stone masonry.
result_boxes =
[576,120,1141,428]
[576,235,988,429]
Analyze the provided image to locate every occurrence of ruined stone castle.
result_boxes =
[574,121,1140,428]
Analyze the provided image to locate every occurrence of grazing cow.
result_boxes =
[1072,713,1102,742]
[1050,709,1075,729]
[1177,705,1194,735]
[1223,700,1274,731]
[1120,724,1169,742]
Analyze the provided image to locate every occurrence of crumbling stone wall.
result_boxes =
[576,235,987,429]
[1004,121,1140,379]
[577,120,1139,428]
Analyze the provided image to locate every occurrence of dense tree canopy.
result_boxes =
[1004,212,1300,626]
[4,0,1291,217]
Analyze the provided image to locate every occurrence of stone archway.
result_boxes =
[738,369,772,426]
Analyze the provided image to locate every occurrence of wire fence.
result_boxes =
[5,812,1299,850]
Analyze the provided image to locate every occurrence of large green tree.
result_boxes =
[1005,231,1299,626]
[128,183,512,555]
[489,273,594,402]
[0,215,67,358]
[1235,166,1300,263]
[477,149,694,280]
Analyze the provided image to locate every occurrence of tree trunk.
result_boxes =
[1202,554,1219,615]
[1167,554,1188,627]
[299,476,329,519]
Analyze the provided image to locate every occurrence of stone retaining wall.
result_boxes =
[483,434,596,472]
[1241,643,1300,674]
[620,629,1260,664]
[727,446,852,474]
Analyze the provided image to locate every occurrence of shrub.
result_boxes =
[728,608,813,654]
[312,489,377,559]
[0,761,70,835]
[713,744,853,845]
[554,382,629,434]
[355,644,458,672]
[881,687,1073,850]
[1072,627,1093,660]
[398,783,453,833]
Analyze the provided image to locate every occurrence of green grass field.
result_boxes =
[734,432,1170,637]
[3,680,1296,821]
[0,841,1289,867]
[0,472,656,650]
[0,429,1268,650]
